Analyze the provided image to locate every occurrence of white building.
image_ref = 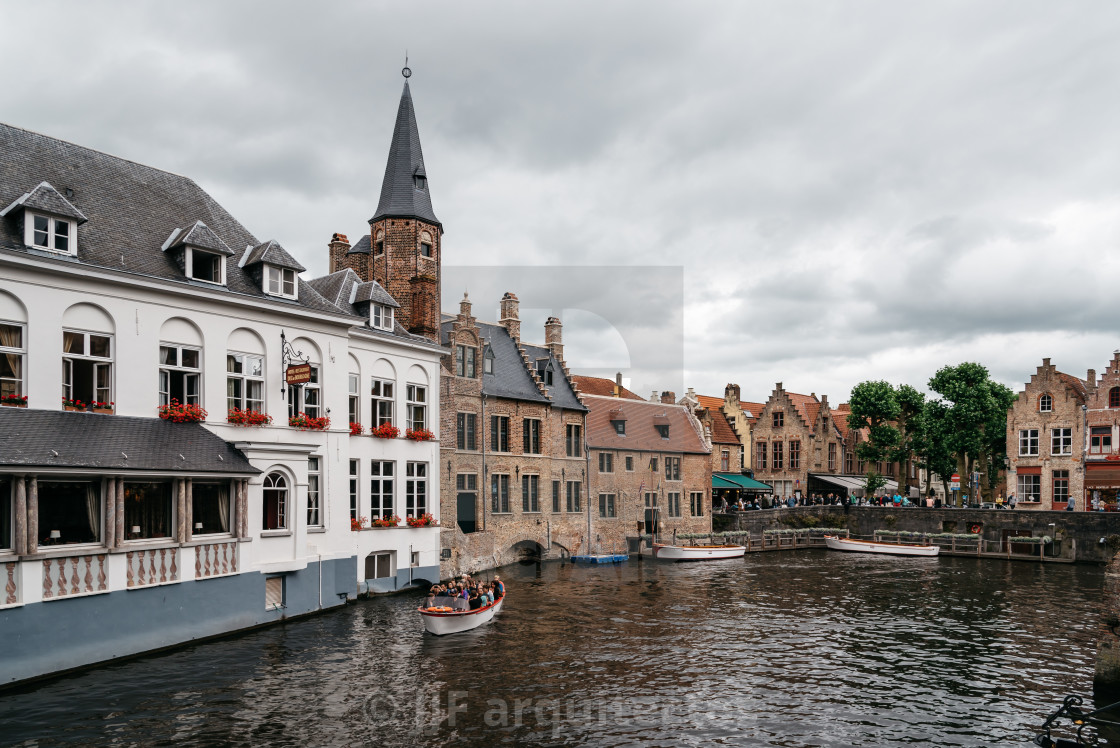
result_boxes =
[0,80,444,686]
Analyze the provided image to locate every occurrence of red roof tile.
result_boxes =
[571,375,644,400]
[585,395,708,454]
[785,392,820,429]
[696,394,724,411]
[1057,372,1088,401]
[740,401,765,424]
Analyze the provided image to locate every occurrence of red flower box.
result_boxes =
[0,394,27,407]
[227,408,273,426]
[371,423,400,439]
[405,427,435,441]
[351,516,367,531]
[406,513,438,528]
[290,413,330,431]
[349,422,363,436]
[371,514,401,528]
[158,400,207,423]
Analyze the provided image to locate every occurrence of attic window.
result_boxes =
[656,424,669,439]
[28,214,75,255]
[372,304,394,331]
[537,359,553,386]
[613,420,625,436]
[483,344,495,375]
[1039,394,1052,413]
[188,248,225,285]
[265,266,297,299]
[414,174,427,190]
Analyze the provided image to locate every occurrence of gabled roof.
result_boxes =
[166,220,234,256]
[0,408,257,474]
[370,81,441,229]
[306,268,360,309]
[696,394,725,411]
[708,411,740,445]
[0,180,87,223]
[243,239,306,272]
[585,395,708,454]
[0,123,346,316]
[784,391,820,429]
[352,280,400,308]
[522,343,584,411]
[570,375,644,400]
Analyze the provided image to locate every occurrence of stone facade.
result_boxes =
[1007,357,1088,510]
[750,384,846,499]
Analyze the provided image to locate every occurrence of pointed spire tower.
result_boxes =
[368,65,443,341]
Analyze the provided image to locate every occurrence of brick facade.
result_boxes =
[370,218,441,341]
[750,384,846,499]
[1083,353,1120,509]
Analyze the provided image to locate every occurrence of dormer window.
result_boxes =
[483,344,495,375]
[537,359,553,386]
[656,425,669,439]
[187,248,225,285]
[266,266,297,299]
[613,420,625,435]
[414,174,427,190]
[372,304,394,331]
[29,214,74,254]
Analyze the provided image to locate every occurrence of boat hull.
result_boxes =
[823,535,939,557]
[652,543,746,561]
[418,597,504,635]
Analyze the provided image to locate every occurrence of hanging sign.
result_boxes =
[286,363,312,384]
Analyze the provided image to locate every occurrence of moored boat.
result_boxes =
[652,543,746,561]
[823,535,939,557]
[418,595,504,635]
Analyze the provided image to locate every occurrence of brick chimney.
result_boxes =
[725,383,740,405]
[1042,357,1051,368]
[328,232,350,274]
[499,292,520,343]
[460,291,472,320]
[1088,369,1097,388]
[660,391,675,404]
[614,372,623,398]
[545,316,563,359]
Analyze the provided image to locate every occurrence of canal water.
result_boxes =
[0,551,1105,747]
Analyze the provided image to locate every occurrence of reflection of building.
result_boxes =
[1006,357,1088,510]
[0,77,444,686]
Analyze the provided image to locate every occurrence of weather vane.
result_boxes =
[402,52,411,79]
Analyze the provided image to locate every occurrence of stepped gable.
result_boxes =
[694,394,741,444]
[522,342,586,411]
[0,122,343,315]
[441,318,549,404]
[585,395,709,454]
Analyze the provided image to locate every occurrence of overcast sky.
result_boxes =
[5,2,1120,405]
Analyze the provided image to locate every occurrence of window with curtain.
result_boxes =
[62,330,113,405]
[0,322,25,399]
[262,473,288,531]
[227,352,264,413]
[287,364,321,419]
[124,481,173,540]
[191,482,231,535]
[38,480,101,545]
[159,344,201,406]
[307,457,322,528]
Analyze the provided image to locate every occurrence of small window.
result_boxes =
[371,461,394,519]
[566,481,581,513]
[667,492,681,518]
[491,415,510,452]
[189,249,224,284]
[566,424,582,457]
[1053,470,1070,504]
[552,481,561,513]
[28,213,75,255]
[537,360,553,386]
[349,459,359,521]
[521,474,539,512]
[227,352,264,414]
[1051,427,1073,456]
[307,457,322,528]
[483,347,494,375]
[420,242,432,258]
[656,424,669,439]
[405,462,427,517]
[523,418,541,454]
[721,450,730,471]
[406,384,426,431]
[0,322,26,401]
[63,330,113,407]
[262,472,288,531]
[456,345,477,377]
[414,174,427,190]
[348,373,360,425]
[689,491,704,517]
[773,411,784,428]
[1019,428,1039,457]
[1039,394,1052,413]
[372,305,394,331]
[491,474,510,513]
[789,441,801,471]
[599,453,614,473]
[1111,387,1120,409]
[1091,427,1112,455]
[371,378,394,426]
[374,231,384,256]
[456,412,477,450]
[625,455,633,471]
[266,266,297,298]
[265,576,284,610]
[366,552,393,579]
[159,344,201,407]
[613,420,625,435]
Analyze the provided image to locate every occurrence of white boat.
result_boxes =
[652,543,746,561]
[823,535,939,557]
[418,595,504,635]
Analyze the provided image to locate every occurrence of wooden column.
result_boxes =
[176,479,188,544]
[104,478,116,548]
[238,480,248,538]
[115,479,125,545]
[13,476,26,555]
[27,477,38,555]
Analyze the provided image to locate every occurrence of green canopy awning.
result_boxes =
[713,473,772,492]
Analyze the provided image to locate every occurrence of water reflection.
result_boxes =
[0,551,1102,747]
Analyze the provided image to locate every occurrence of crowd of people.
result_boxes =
[424,574,504,612]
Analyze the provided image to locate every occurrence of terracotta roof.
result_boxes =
[831,412,850,439]
[785,392,820,429]
[1057,372,1088,401]
[585,395,708,454]
[740,401,765,424]
[696,394,724,411]
[571,375,644,400]
[708,411,740,444]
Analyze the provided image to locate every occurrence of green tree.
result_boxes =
[927,362,1016,506]
[847,380,901,497]
[917,399,958,499]
[890,384,926,495]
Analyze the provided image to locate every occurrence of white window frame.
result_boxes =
[348,373,360,425]
[406,462,428,517]
[1016,474,1041,502]
[307,456,322,529]
[1039,394,1052,413]
[186,247,226,286]
[1053,470,1070,503]
[349,459,359,521]
[262,472,289,532]
[1019,428,1039,457]
[25,212,76,255]
[62,329,113,405]
[227,352,265,413]
[406,384,426,431]
[265,265,297,299]
[0,321,26,400]
[372,304,394,331]
[1051,427,1073,456]
[371,377,394,427]
[159,344,201,407]
[371,460,394,519]
[287,363,321,419]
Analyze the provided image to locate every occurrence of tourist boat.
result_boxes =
[652,543,747,561]
[823,535,939,557]
[417,595,504,635]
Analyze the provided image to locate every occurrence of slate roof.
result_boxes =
[0,180,88,223]
[348,235,372,255]
[306,269,440,350]
[352,280,400,308]
[570,375,644,400]
[0,122,344,316]
[522,343,585,411]
[585,395,708,454]
[166,220,234,256]
[306,268,359,309]
[0,408,257,474]
[243,239,306,272]
[370,82,441,228]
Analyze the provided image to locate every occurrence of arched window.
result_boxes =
[1111,387,1120,409]
[1039,394,1052,412]
[263,473,288,531]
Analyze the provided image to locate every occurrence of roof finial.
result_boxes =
[402,52,411,79]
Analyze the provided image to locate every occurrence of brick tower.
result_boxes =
[368,70,442,341]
